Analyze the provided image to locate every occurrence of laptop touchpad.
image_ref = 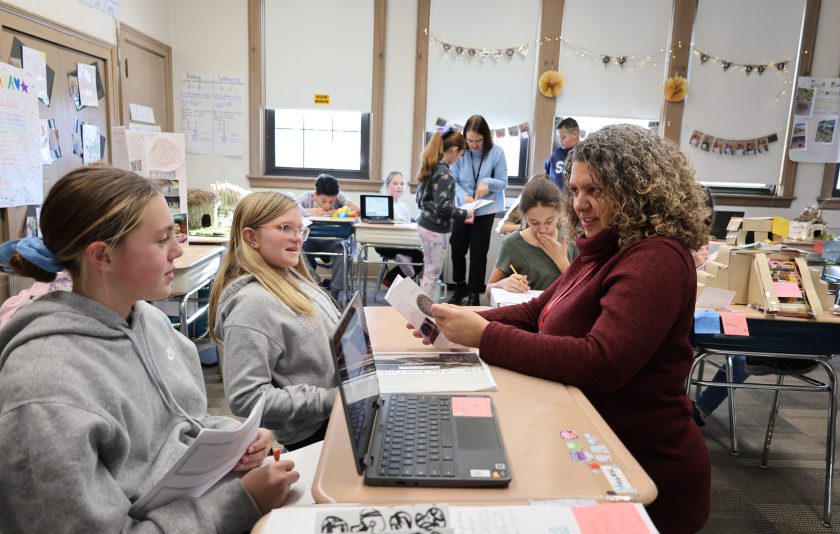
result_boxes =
[456,418,501,450]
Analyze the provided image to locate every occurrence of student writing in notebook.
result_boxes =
[415,127,472,296]
[417,125,712,533]
[485,174,578,296]
[209,192,339,451]
[0,167,298,532]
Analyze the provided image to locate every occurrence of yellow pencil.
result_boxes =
[509,264,519,275]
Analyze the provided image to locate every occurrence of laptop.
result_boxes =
[329,292,512,487]
[360,194,395,224]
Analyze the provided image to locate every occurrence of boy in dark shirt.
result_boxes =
[543,117,580,189]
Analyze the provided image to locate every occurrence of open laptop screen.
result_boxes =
[331,292,381,472]
[361,195,393,221]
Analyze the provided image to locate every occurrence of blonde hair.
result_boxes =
[209,191,325,342]
[9,165,157,282]
[417,130,466,186]
[563,124,709,250]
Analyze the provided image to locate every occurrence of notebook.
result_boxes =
[330,292,512,487]
[360,194,395,224]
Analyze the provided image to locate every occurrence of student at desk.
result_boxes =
[0,167,297,532]
[424,125,712,533]
[485,175,577,296]
[209,192,339,451]
[297,173,359,300]
[374,170,424,286]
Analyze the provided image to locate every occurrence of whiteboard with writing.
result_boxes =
[0,63,43,208]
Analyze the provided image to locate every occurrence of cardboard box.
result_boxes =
[741,216,790,237]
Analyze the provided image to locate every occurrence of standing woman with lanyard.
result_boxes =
[448,115,508,305]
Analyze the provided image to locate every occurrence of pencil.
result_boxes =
[509,264,519,275]
[273,448,281,462]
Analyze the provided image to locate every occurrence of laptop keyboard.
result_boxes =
[378,394,456,478]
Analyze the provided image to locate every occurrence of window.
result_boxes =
[424,131,529,184]
[265,109,370,179]
[553,116,659,150]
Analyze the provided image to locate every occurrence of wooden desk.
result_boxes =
[169,245,225,336]
[354,223,423,303]
[310,306,657,505]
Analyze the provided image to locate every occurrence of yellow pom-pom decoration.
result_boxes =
[538,70,565,98]
[664,75,688,103]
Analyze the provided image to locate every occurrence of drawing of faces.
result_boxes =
[416,293,434,317]
[389,511,412,530]
[415,507,447,529]
[320,516,350,532]
[353,509,385,531]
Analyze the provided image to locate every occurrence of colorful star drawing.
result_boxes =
[20,80,28,93]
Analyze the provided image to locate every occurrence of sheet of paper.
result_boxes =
[314,504,452,533]
[573,502,653,534]
[21,45,49,105]
[373,351,497,393]
[460,199,493,211]
[129,122,162,132]
[129,103,156,123]
[128,395,265,518]
[719,311,749,336]
[81,123,101,165]
[77,63,99,107]
[384,275,458,349]
[694,309,721,334]
[490,288,543,307]
[773,281,803,298]
[0,64,42,207]
[78,0,120,17]
[39,119,52,164]
[213,74,245,157]
[180,73,214,155]
[696,287,736,310]
[256,441,321,506]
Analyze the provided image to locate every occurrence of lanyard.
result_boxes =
[538,262,600,332]
[469,151,484,196]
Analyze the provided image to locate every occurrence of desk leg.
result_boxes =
[818,360,837,528]
[726,354,740,456]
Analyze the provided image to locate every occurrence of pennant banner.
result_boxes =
[687,129,779,157]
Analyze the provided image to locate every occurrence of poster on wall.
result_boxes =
[180,73,214,155]
[213,75,245,157]
[180,73,244,157]
[788,77,840,163]
[0,64,43,207]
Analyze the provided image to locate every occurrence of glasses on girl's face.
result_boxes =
[466,138,484,146]
[258,223,310,241]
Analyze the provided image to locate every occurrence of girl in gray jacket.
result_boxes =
[0,166,298,533]
[209,192,339,451]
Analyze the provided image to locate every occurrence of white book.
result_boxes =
[129,395,265,518]
[489,287,543,307]
[374,351,497,393]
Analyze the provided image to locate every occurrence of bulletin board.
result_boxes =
[0,3,118,297]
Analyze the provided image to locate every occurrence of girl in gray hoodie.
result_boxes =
[0,166,298,533]
[209,192,339,451]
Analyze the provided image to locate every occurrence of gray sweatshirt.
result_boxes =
[214,274,339,446]
[0,291,261,533]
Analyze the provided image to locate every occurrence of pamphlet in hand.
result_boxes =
[128,394,266,518]
[460,199,493,212]
[384,274,457,349]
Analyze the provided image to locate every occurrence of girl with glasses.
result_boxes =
[209,191,339,452]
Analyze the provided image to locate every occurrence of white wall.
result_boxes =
[5,0,170,44]
[169,0,250,190]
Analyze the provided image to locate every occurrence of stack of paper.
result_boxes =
[374,351,497,393]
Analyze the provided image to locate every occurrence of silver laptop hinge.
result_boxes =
[363,454,375,468]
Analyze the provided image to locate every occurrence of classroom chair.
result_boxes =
[688,345,837,528]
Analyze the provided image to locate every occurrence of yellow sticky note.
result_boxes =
[772,216,790,238]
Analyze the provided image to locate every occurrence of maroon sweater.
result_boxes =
[479,228,710,533]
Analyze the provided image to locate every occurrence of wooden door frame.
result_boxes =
[116,22,174,132]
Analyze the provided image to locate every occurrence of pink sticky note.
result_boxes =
[774,281,802,298]
[719,311,750,336]
[573,502,651,534]
[451,396,492,417]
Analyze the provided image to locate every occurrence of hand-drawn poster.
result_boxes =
[21,45,49,106]
[789,77,840,163]
[213,74,245,157]
[82,123,101,165]
[0,64,43,207]
[180,73,213,155]
[77,63,99,107]
[78,0,120,18]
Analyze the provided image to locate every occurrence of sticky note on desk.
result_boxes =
[452,396,492,417]
[774,281,802,298]
[694,310,721,334]
[719,311,749,336]
[572,502,652,534]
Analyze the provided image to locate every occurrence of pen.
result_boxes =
[509,264,519,276]
[273,448,281,462]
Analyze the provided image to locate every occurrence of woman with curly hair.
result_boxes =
[422,124,711,533]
